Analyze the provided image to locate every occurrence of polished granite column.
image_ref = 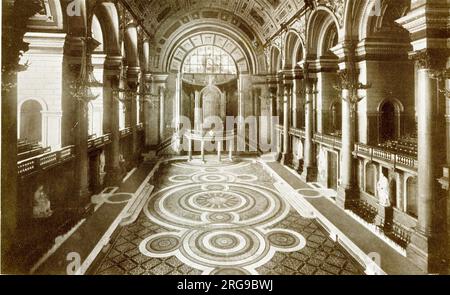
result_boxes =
[331,41,359,209]
[397,0,449,272]
[127,67,139,164]
[281,79,292,166]
[301,78,317,182]
[407,49,448,272]
[103,56,123,186]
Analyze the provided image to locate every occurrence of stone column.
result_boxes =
[127,67,139,164]
[301,78,317,182]
[63,38,92,203]
[103,56,122,186]
[149,74,168,144]
[281,79,292,165]
[407,50,447,272]
[159,85,166,141]
[397,2,449,272]
[194,91,202,131]
[292,70,303,129]
[331,42,359,209]
[143,73,157,149]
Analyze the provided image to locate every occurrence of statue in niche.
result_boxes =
[377,174,391,207]
[317,149,327,182]
[99,151,106,185]
[33,185,53,218]
[294,138,303,160]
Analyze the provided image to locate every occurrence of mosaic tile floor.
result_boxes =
[93,160,364,275]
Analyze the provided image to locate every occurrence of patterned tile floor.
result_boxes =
[92,160,364,275]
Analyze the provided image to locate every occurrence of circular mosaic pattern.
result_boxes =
[192,173,236,183]
[189,191,247,212]
[236,174,258,182]
[211,268,250,275]
[206,212,235,223]
[266,229,306,251]
[105,193,133,204]
[183,229,266,266]
[169,175,192,183]
[144,235,180,255]
[140,162,307,274]
[297,189,322,198]
[204,231,245,253]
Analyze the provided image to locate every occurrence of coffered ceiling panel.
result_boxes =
[121,0,305,41]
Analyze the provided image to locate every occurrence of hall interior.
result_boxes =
[1,0,449,275]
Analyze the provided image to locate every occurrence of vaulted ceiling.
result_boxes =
[121,0,306,42]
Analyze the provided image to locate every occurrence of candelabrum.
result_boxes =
[69,1,103,106]
[430,68,450,99]
[69,36,103,114]
[334,68,371,117]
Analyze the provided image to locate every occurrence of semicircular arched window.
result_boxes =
[183,45,237,75]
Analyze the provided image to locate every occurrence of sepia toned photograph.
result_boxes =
[1,0,449,279]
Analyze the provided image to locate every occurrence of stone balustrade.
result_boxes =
[355,143,418,171]
[18,145,75,177]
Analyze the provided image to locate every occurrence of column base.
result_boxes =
[292,158,304,174]
[336,186,358,210]
[407,229,448,274]
[300,166,317,183]
[281,153,293,166]
[375,205,393,230]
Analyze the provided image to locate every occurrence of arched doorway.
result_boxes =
[181,44,238,131]
[331,101,342,135]
[379,101,397,143]
[19,100,43,143]
[200,85,225,127]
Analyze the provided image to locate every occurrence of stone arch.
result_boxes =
[92,2,121,57]
[284,30,305,70]
[358,0,410,41]
[377,98,405,143]
[270,46,282,74]
[173,36,242,75]
[124,23,140,70]
[307,7,341,58]
[160,20,261,74]
[18,98,47,143]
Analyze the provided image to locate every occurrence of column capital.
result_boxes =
[330,40,357,62]
[409,48,449,71]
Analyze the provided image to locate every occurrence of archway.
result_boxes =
[19,100,43,143]
[330,101,342,135]
[379,101,397,142]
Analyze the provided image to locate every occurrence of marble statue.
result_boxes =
[171,132,181,153]
[33,185,53,218]
[377,174,391,207]
[317,149,327,182]
[99,151,106,185]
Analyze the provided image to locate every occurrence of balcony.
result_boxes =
[355,143,418,171]
[18,133,112,177]
[18,145,75,177]
[313,133,342,149]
